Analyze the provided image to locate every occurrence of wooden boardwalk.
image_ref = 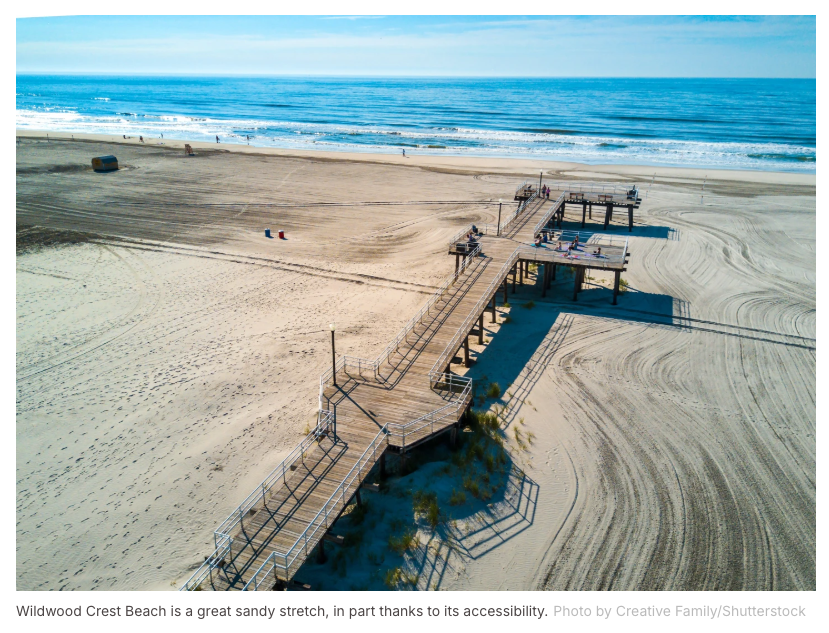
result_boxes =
[182,185,632,591]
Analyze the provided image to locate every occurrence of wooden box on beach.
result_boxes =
[91,155,119,172]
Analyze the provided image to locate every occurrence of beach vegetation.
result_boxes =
[522,300,536,309]
[486,382,501,399]
[449,489,466,506]
[502,315,512,324]
[412,490,441,528]
[619,278,629,292]
[388,527,418,554]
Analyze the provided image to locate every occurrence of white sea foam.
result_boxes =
[15,108,815,172]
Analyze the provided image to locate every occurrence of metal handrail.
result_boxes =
[446,188,539,249]
[532,193,565,237]
[242,374,472,590]
[179,534,233,591]
[212,412,334,545]
[430,248,522,379]
[544,181,638,196]
[318,242,482,411]
[498,190,538,235]
[242,424,391,590]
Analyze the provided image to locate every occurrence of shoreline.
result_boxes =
[16,129,816,187]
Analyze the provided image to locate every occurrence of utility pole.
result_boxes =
[497,199,503,236]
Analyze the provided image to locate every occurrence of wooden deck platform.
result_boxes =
[183,184,634,591]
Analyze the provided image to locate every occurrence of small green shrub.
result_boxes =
[449,489,466,506]
[388,528,418,554]
[619,278,629,293]
[486,382,501,399]
[502,315,512,324]
[522,300,536,309]
[412,491,441,528]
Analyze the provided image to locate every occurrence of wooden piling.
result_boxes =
[478,314,484,344]
[613,270,621,305]
[628,204,634,232]
[463,337,470,367]
[581,202,587,228]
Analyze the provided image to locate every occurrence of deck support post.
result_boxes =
[490,296,496,323]
[478,314,484,344]
[455,253,460,273]
[355,488,363,508]
[316,539,327,564]
[519,261,524,285]
[581,202,587,228]
[589,203,592,219]
[551,263,557,281]
[463,337,470,367]
[579,268,586,293]
[604,204,613,230]
[399,452,407,474]
[541,264,548,298]
[502,281,507,304]
[511,265,517,293]
[450,424,458,449]
[573,268,580,301]
[379,452,386,478]
[628,204,634,232]
[613,270,621,305]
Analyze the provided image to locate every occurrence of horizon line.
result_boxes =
[16,72,817,80]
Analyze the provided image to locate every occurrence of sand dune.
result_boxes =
[15,136,815,590]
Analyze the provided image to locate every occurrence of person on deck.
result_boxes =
[593,247,602,255]
[534,236,542,247]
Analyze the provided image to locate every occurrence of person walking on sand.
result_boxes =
[139,135,144,143]
[216,135,220,144]
[402,149,406,157]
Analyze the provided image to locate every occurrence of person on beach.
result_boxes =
[216,135,220,144]
[139,136,144,143]
[546,188,550,199]
[542,232,548,243]
[471,224,478,234]
[402,149,406,157]
[161,133,163,139]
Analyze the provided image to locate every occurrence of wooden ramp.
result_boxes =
[181,184,633,591]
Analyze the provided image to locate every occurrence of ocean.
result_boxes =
[15,75,816,173]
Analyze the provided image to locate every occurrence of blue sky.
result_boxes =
[16,15,816,77]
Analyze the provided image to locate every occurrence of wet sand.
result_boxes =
[15,134,815,590]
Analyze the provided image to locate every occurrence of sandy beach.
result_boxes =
[15,132,815,590]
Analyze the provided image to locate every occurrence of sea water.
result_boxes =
[15,75,815,172]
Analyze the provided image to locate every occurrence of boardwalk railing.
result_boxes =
[319,243,481,410]
[499,190,538,235]
[242,424,389,589]
[447,190,539,248]
[210,411,335,548]
[532,193,565,237]
[242,375,472,590]
[430,248,522,380]
[545,181,637,196]
[179,533,233,591]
